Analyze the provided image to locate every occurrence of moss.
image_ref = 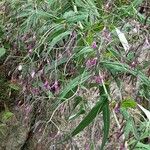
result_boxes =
[0,65,19,111]
[0,76,9,101]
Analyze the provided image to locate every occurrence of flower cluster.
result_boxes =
[93,75,103,84]
[44,80,60,93]
[91,41,97,49]
[86,58,97,69]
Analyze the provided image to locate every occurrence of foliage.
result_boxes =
[0,0,150,149]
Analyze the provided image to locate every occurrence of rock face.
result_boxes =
[0,114,27,150]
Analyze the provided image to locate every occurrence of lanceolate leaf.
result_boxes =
[73,96,83,109]
[69,108,85,121]
[101,61,150,86]
[137,104,150,121]
[115,28,130,52]
[100,99,110,150]
[0,47,6,58]
[135,142,150,150]
[48,31,72,51]
[60,71,90,100]
[101,61,131,73]
[75,46,94,58]
[52,71,90,109]
[71,95,107,137]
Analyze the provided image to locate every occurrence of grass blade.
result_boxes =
[100,99,110,150]
[71,95,107,137]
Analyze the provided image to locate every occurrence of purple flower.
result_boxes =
[130,61,138,68]
[93,75,103,84]
[102,27,112,42]
[91,41,97,49]
[114,103,120,113]
[27,44,33,50]
[32,88,39,94]
[50,81,60,93]
[120,143,125,150]
[86,58,97,69]
[85,143,90,150]
[21,34,29,42]
[44,80,50,89]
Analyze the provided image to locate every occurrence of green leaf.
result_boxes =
[121,98,137,108]
[71,95,107,137]
[9,83,20,91]
[53,71,90,109]
[73,96,83,109]
[90,142,95,150]
[100,99,110,150]
[120,108,130,120]
[1,111,14,123]
[65,13,88,23]
[85,31,94,45]
[124,119,133,138]
[89,22,104,32]
[64,87,78,99]
[101,61,129,73]
[121,108,139,139]
[101,61,150,86]
[48,31,71,52]
[127,52,135,61]
[0,48,6,58]
[135,142,150,150]
[69,108,85,121]
[63,11,75,19]
[0,124,7,136]
[60,71,90,100]
[75,46,94,58]
[36,10,58,20]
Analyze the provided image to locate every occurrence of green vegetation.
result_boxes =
[0,0,150,149]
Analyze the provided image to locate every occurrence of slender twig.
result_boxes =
[38,86,80,143]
